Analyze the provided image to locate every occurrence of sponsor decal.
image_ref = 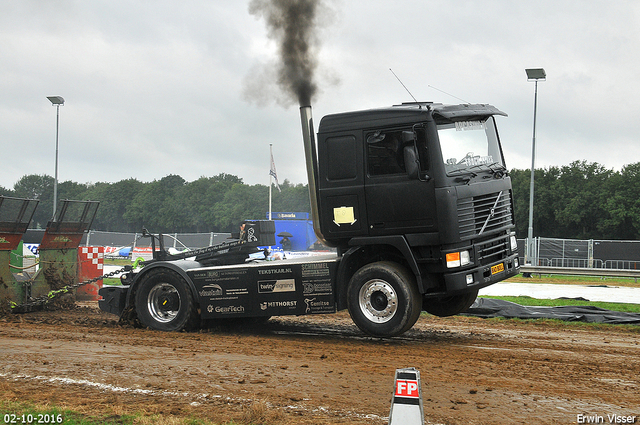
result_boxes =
[53,236,73,243]
[214,305,245,314]
[266,212,309,220]
[455,121,486,131]
[191,269,247,283]
[246,227,257,242]
[259,300,297,311]
[258,267,293,275]
[25,244,39,255]
[226,287,249,295]
[199,284,223,298]
[303,281,333,295]
[301,262,330,277]
[304,298,331,313]
[258,279,295,293]
[0,237,9,244]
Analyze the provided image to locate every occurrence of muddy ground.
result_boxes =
[1,303,638,425]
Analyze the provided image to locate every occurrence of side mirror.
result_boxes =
[404,146,420,180]
[402,130,416,143]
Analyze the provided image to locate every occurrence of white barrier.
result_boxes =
[389,368,424,425]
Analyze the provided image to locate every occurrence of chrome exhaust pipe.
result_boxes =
[299,105,332,247]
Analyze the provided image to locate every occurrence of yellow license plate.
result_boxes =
[491,263,505,275]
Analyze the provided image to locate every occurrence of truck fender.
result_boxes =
[337,235,425,303]
[125,261,200,310]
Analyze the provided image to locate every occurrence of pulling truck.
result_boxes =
[99,102,520,337]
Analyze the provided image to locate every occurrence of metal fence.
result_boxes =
[518,237,640,270]
[84,230,232,250]
[21,229,232,251]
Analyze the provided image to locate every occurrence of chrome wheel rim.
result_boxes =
[358,279,398,323]
[147,282,181,323]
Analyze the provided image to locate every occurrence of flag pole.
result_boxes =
[269,144,281,221]
[269,144,273,221]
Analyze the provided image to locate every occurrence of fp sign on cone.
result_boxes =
[389,367,424,425]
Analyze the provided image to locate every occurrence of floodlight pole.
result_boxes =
[47,96,65,221]
[525,69,545,266]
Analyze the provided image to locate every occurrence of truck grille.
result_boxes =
[476,235,510,265]
[458,191,513,240]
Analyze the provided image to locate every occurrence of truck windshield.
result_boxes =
[438,117,505,176]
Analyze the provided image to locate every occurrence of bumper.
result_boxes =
[443,253,519,294]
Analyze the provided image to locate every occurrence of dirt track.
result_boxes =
[1,304,639,425]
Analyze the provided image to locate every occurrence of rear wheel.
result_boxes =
[135,268,199,331]
[422,290,478,317]
[347,261,421,337]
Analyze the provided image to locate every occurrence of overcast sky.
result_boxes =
[1,0,639,192]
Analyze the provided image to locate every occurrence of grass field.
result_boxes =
[506,273,640,288]
[0,401,135,425]
[0,398,273,425]
[478,295,640,313]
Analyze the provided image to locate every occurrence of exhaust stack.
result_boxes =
[299,105,332,247]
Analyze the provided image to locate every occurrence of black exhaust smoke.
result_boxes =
[248,0,321,107]
[249,0,332,245]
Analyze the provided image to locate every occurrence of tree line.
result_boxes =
[510,160,640,241]
[0,173,310,233]
[2,160,639,240]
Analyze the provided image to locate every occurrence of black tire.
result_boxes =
[134,268,199,331]
[347,261,422,337]
[422,290,478,317]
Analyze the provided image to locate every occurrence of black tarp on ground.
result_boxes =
[462,298,640,324]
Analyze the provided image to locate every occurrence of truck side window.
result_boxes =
[326,135,357,180]
[367,130,405,176]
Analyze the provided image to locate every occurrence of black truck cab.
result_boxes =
[315,102,519,315]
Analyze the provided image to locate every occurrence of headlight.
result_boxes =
[510,235,518,251]
[446,250,471,268]
[461,250,471,265]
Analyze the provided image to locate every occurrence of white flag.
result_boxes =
[270,150,281,192]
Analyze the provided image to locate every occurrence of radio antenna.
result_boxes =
[389,68,420,106]
[427,84,471,104]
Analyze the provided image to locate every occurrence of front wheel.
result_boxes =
[135,268,199,331]
[422,290,478,317]
[347,261,422,337]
